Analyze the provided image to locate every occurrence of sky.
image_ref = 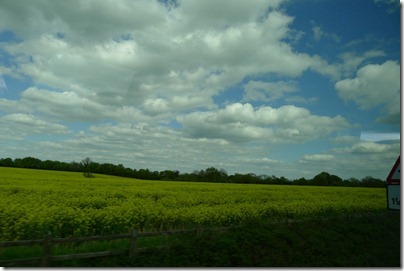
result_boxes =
[0,0,400,180]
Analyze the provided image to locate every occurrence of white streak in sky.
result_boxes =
[0,75,7,93]
[360,131,400,142]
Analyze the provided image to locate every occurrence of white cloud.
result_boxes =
[335,60,400,123]
[0,0,167,43]
[312,24,322,42]
[20,87,109,121]
[0,113,69,141]
[175,0,284,30]
[332,135,359,144]
[261,157,281,164]
[242,80,298,102]
[3,113,68,133]
[142,98,170,116]
[311,20,340,42]
[14,87,156,123]
[297,140,400,179]
[374,0,400,13]
[301,154,334,162]
[177,103,351,143]
[335,61,399,109]
[0,75,7,93]
[0,0,339,122]
[337,50,386,78]
[15,122,238,173]
[342,141,399,154]
[285,96,318,104]
[0,98,29,114]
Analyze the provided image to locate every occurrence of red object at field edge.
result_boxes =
[387,156,400,184]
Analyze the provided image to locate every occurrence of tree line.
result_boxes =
[0,156,386,188]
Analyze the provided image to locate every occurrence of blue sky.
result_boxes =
[0,0,400,179]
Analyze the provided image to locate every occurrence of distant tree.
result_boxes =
[312,172,331,186]
[114,164,125,176]
[19,157,42,169]
[274,176,291,185]
[42,160,55,170]
[235,173,257,184]
[160,170,179,180]
[263,175,278,184]
[137,168,151,179]
[42,159,69,171]
[0,158,14,167]
[329,174,343,186]
[81,157,94,178]
[204,167,228,182]
[361,176,385,188]
[258,174,269,183]
[345,177,360,187]
[1,156,388,188]
[228,173,244,183]
[69,161,81,172]
[294,177,309,186]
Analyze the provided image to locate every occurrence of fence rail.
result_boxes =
[0,228,198,267]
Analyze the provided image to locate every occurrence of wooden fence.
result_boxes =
[0,228,200,267]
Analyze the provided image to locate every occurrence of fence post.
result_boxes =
[129,229,137,258]
[42,232,52,267]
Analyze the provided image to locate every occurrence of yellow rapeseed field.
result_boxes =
[0,167,386,241]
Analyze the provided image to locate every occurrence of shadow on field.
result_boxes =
[34,211,403,267]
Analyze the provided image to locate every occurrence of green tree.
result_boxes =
[204,167,228,182]
[19,156,42,169]
[160,170,179,180]
[361,176,385,187]
[312,172,331,186]
[81,157,94,178]
[294,177,309,185]
[0,158,14,167]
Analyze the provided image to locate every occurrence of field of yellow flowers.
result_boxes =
[0,167,386,241]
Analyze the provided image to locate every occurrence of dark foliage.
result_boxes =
[43,211,400,267]
[0,156,386,187]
